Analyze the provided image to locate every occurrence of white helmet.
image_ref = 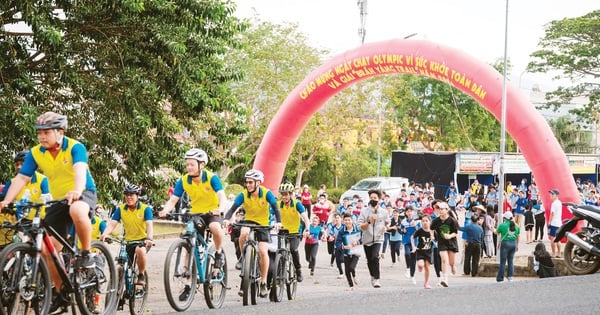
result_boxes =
[185,148,208,164]
[244,169,264,182]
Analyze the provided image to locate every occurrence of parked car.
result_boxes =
[340,177,409,203]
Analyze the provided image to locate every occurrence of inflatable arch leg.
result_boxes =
[253,39,578,209]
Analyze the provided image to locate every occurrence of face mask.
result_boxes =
[369,200,378,207]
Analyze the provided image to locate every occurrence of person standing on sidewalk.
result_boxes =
[548,189,562,257]
[533,200,546,242]
[357,189,389,288]
[496,211,520,282]
[458,214,483,277]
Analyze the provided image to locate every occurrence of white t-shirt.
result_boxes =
[550,199,562,226]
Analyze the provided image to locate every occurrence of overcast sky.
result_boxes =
[233,0,596,92]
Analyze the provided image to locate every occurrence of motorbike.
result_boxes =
[554,203,600,275]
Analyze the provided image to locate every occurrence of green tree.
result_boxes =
[227,18,341,187]
[527,10,600,124]
[0,0,246,204]
[548,115,593,154]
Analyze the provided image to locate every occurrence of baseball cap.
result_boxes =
[549,189,560,195]
[503,212,513,220]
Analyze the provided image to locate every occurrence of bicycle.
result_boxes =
[232,222,272,306]
[269,229,298,302]
[105,237,150,315]
[163,212,227,311]
[0,200,118,315]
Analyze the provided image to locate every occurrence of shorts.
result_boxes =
[548,225,559,238]
[44,190,97,240]
[126,240,149,265]
[242,220,270,242]
[437,239,459,252]
[525,224,534,231]
[416,250,433,263]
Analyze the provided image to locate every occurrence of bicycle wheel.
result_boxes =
[285,253,297,300]
[270,253,285,302]
[0,242,52,315]
[116,266,126,311]
[241,246,251,306]
[203,252,227,309]
[249,248,260,306]
[74,241,118,315]
[164,239,197,311]
[128,270,148,315]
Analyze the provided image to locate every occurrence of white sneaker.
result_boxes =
[404,269,410,278]
[373,279,381,288]
[411,277,416,284]
[337,274,344,279]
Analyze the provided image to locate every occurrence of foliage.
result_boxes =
[548,115,594,154]
[0,0,246,204]
[527,10,600,124]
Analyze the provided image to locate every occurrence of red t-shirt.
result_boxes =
[312,202,330,224]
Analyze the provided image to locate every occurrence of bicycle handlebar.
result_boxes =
[231,222,273,231]
[104,237,155,247]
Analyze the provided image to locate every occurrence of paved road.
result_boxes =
[102,234,598,315]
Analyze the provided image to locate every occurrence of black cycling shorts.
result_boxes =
[44,190,97,240]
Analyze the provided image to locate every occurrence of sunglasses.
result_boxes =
[245,181,255,185]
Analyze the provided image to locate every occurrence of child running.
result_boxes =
[335,213,362,290]
[411,215,437,289]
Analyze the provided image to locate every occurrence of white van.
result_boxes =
[340,177,409,203]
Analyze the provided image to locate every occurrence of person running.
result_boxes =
[335,213,362,291]
[101,184,154,285]
[277,182,310,282]
[357,189,388,288]
[400,206,421,284]
[304,215,325,276]
[387,208,403,267]
[326,213,344,278]
[0,112,98,314]
[223,169,282,298]
[411,215,436,289]
[430,201,459,287]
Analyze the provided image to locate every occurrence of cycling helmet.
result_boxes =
[244,169,264,182]
[279,182,295,193]
[35,112,68,130]
[184,148,208,164]
[124,184,142,195]
[14,151,28,163]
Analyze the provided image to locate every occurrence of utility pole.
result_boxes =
[357,0,367,44]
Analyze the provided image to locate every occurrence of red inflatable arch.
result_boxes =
[254,39,578,207]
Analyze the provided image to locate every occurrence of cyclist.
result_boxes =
[0,111,98,314]
[278,182,310,282]
[223,169,282,298]
[100,184,154,285]
[158,148,227,268]
[1,151,51,247]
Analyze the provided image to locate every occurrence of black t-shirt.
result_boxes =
[431,216,459,248]
[413,228,436,251]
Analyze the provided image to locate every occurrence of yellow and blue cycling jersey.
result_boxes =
[279,199,306,234]
[69,215,106,248]
[20,136,96,198]
[225,186,280,226]
[2,171,50,219]
[111,202,153,241]
[173,170,223,214]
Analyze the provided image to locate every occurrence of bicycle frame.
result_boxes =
[177,215,222,285]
